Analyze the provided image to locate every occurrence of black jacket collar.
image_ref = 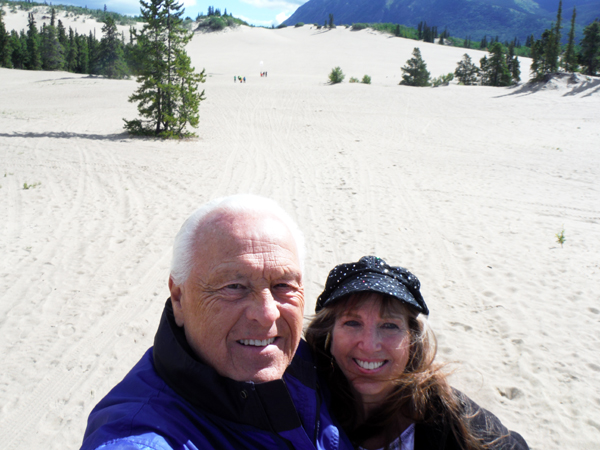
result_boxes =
[153,299,312,433]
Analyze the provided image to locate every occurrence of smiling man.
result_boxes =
[80,195,352,450]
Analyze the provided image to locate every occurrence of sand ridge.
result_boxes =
[1,10,600,450]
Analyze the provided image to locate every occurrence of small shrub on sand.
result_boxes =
[362,75,371,84]
[351,23,368,31]
[556,228,566,247]
[329,66,345,84]
[432,73,454,87]
[295,22,304,27]
[349,77,360,83]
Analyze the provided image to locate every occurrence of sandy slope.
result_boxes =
[1,16,600,450]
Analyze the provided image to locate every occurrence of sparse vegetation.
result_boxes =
[23,181,41,190]
[556,228,566,247]
[432,73,454,87]
[349,76,359,83]
[328,66,344,84]
[362,74,371,84]
[295,22,304,28]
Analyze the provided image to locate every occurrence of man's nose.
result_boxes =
[247,289,280,326]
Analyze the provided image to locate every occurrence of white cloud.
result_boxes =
[237,15,274,26]
[275,11,292,24]
[241,0,306,10]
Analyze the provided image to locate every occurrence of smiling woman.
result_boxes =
[306,256,529,450]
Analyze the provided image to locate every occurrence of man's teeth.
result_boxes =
[239,338,276,346]
[355,359,385,370]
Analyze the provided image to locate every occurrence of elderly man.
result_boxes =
[81,195,352,450]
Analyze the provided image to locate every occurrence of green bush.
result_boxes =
[349,76,360,83]
[431,73,454,87]
[295,22,304,27]
[208,16,226,30]
[362,74,371,84]
[277,23,287,29]
[329,66,345,84]
[351,23,368,31]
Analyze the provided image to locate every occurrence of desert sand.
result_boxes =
[1,7,600,450]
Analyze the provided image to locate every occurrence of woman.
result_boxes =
[306,256,528,450]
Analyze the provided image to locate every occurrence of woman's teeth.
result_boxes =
[355,359,385,370]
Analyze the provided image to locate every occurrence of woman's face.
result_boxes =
[330,294,411,409]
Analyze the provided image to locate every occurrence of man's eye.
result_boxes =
[225,284,244,290]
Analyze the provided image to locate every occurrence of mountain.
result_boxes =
[283,0,599,43]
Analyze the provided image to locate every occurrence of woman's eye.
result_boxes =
[381,322,400,330]
[343,320,360,327]
[225,284,244,290]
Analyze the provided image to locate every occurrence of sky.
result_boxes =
[53,0,309,26]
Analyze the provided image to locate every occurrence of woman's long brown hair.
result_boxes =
[305,293,488,450]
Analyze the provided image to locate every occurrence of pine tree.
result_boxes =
[124,0,206,138]
[507,43,521,83]
[10,30,27,69]
[545,0,562,73]
[480,43,512,86]
[0,11,13,68]
[580,20,600,76]
[480,35,488,50]
[562,7,578,72]
[26,12,42,70]
[96,16,128,78]
[328,13,334,29]
[41,22,65,71]
[66,27,78,72]
[87,30,99,74]
[76,33,89,73]
[530,30,554,81]
[400,48,431,86]
[454,53,478,85]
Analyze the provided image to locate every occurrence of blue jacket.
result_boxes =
[81,300,353,450]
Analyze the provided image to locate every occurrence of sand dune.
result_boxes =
[1,11,600,450]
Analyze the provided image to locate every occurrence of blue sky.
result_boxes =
[55,0,308,26]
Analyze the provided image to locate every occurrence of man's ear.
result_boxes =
[169,277,185,327]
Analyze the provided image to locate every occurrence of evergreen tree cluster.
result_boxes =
[1,1,206,138]
[479,42,520,86]
[530,1,600,79]
[0,6,131,77]
[206,6,229,17]
[417,21,437,43]
[399,43,520,88]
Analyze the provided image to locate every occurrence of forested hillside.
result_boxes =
[283,0,598,42]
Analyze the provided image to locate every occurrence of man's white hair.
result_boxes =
[170,194,305,286]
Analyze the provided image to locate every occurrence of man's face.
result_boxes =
[170,211,304,383]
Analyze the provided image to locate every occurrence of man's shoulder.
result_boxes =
[90,433,173,450]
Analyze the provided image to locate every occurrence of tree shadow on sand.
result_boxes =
[0,131,131,140]
[494,73,600,98]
